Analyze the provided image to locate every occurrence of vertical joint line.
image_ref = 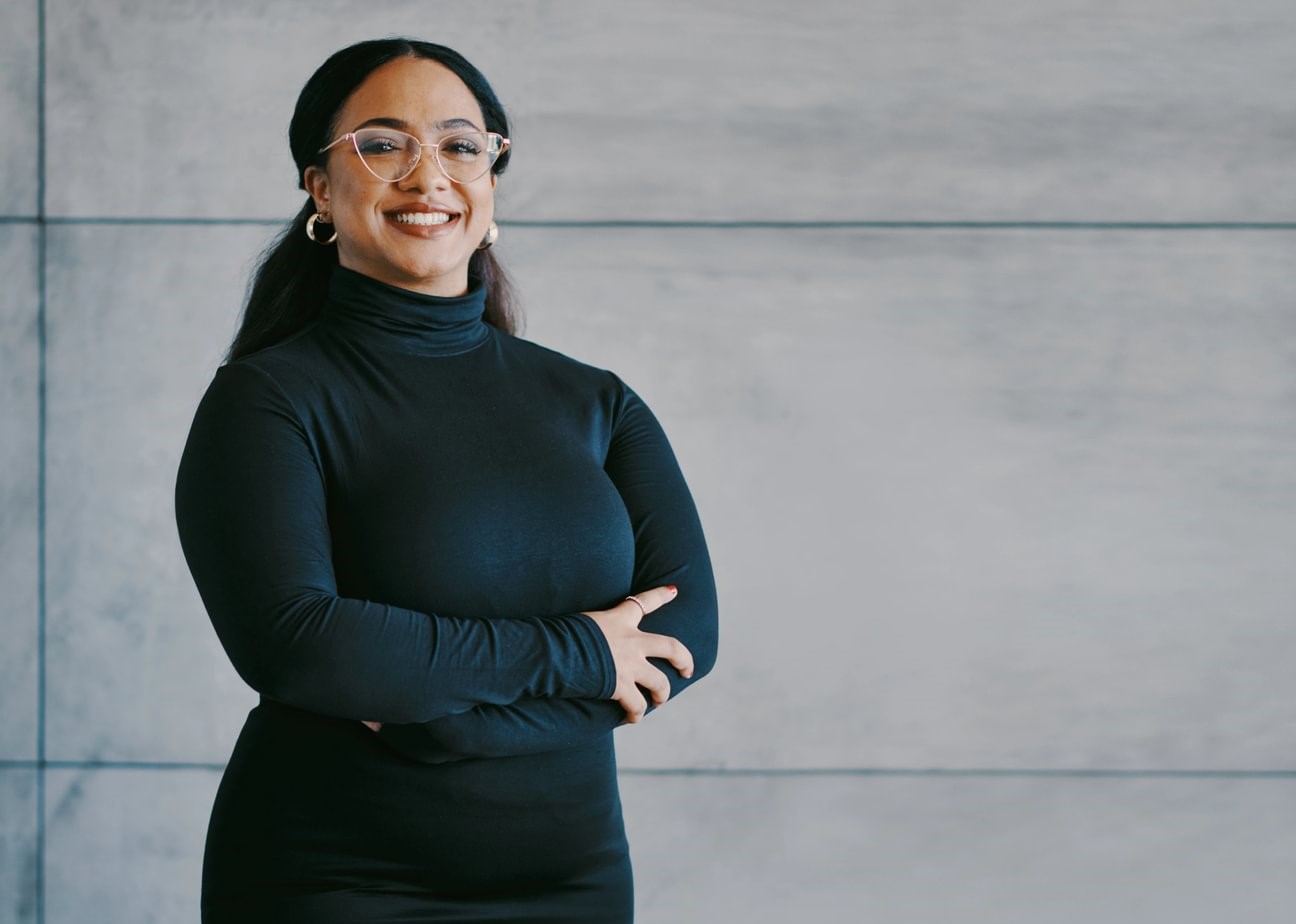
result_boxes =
[35,1,47,922]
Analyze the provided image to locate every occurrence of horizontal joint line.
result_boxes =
[1,760,1291,779]
[0,216,1293,231]
[619,767,1296,778]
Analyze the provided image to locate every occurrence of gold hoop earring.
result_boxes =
[306,212,337,245]
[477,221,499,250]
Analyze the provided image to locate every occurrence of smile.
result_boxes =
[392,212,455,225]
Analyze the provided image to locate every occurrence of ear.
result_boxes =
[303,165,331,213]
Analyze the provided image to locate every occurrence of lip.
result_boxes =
[384,201,462,238]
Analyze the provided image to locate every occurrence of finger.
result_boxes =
[622,594,649,625]
[618,686,648,724]
[638,665,673,706]
[643,633,695,679]
[628,584,678,617]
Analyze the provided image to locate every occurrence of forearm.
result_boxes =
[202,589,614,724]
[378,697,625,763]
[379,573,714,762]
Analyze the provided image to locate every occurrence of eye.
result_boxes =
[440,135,484,160]
[357,134,406,156]
[357,130,417,157]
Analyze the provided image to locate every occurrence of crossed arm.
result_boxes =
[175,361,717,759]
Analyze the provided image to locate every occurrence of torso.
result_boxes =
[201,281,636,921]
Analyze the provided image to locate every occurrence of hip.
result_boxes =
[202,701,628,901]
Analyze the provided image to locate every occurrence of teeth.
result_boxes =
[393,212,453,225]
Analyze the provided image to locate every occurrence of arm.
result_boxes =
[174,361,615,723]
[379,374,718,762]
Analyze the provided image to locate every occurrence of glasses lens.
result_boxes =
[435,132,503,183]
[352,128,421,181]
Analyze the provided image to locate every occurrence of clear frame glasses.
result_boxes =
[319,127,509,184]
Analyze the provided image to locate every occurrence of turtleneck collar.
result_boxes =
[321,266,491,356]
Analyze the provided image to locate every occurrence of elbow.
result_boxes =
[220,637,319,711]
[692,633,718,682]
[236,651,372,721]
[687,605,719,683]
[208,592,347,715]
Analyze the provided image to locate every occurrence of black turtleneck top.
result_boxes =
[174,266,718,922]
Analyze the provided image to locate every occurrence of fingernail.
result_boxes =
[667,585,678,595]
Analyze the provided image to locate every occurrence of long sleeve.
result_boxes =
[379,374,718,762]
[174,360,615,724]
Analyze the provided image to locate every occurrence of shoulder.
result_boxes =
[202,327,331,416]
[495,332,631,398]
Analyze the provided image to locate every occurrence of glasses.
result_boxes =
[319,127,509,184]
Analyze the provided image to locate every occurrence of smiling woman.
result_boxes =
[303,58,502,295]
[173,37,718,924]
[225,40,521,361]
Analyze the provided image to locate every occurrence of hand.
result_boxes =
[583,585,693,724]
[361,720,382,732]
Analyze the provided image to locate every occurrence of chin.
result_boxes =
[390,261,473,293]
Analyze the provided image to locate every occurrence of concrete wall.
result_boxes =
[3,1,1295,921]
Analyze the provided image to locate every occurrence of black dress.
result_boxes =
[174,266,718,922]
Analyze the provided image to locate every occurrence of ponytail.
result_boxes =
[471,242,522,338]
[226,200,335,363]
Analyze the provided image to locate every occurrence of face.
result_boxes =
[304,57,498,296]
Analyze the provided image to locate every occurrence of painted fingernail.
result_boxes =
[666,585,678,595]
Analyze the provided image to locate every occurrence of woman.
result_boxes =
[174,37,718,923]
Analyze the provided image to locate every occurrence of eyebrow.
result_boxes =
[353,116,484,133]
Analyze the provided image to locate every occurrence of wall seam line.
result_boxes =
[3,759,1292,779]
[3,216,1296,231]
[35,1,47,922]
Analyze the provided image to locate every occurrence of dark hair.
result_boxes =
[226,38,519,362]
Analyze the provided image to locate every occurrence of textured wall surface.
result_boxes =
[3,1,1295,922]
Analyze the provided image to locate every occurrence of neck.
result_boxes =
[321,265,491,356]
[335,255,471,299]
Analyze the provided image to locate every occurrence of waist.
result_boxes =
[242,698,617,794]
[206,700,626,893]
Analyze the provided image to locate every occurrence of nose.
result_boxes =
[397,143,451,192]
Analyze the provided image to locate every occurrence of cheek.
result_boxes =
[469,187,496,224]
[333,177,379,221]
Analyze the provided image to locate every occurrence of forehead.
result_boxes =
[336,57,485,131]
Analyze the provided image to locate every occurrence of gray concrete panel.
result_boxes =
[38,222,1296,771]
[44,224,263,762]
[506,225,1296,771]
[0,226,40,760]
[44,767,218,924]
[0,0,38,216]
[34,768,1296,922]
[45,0,1296,221]
[621,773,1296,923]
[0,769,38,924]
